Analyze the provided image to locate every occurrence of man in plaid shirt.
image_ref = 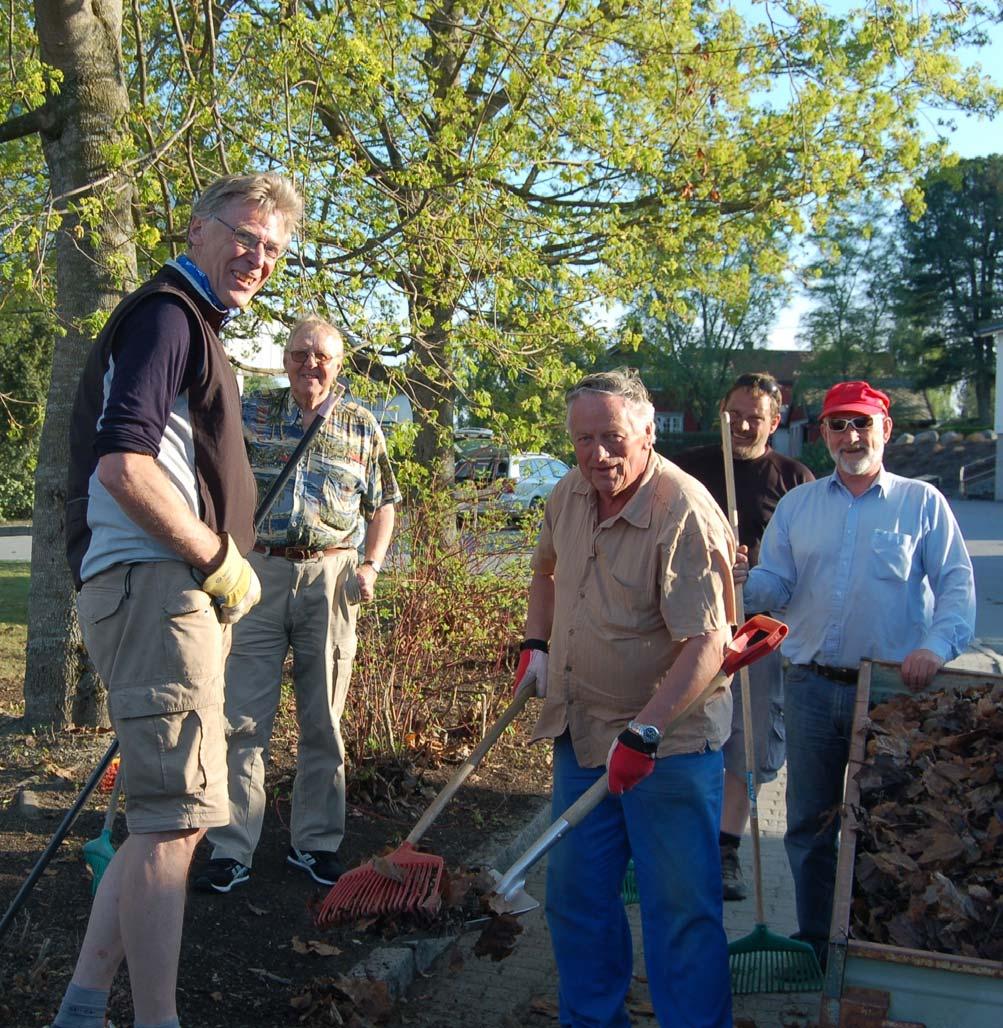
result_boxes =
[193,315,401,893]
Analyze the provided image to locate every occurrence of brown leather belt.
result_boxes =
[253,543,351,562]
[805,661,858,685]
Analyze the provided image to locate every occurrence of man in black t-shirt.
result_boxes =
[673,372,813,901]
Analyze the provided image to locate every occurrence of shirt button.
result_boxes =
[565,665,572,672]
[579,591,585,598]
[568,629,575,636]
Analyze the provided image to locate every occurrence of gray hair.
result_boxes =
[192,172,304,237]
[286,315,345,355]
[565,367,656,436]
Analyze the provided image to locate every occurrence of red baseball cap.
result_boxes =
[820,380,890,419]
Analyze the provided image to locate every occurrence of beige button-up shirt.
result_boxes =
[530,452,737,767]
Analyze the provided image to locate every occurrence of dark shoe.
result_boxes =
[720,845,748,901]
[287,846,344,885]
[192,857,250,894]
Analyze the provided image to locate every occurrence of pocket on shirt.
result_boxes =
[871,529,914,581]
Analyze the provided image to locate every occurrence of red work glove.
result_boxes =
[513,640,548,698]
[606,731,655,795]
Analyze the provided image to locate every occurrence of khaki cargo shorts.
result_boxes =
[77,561,231,833]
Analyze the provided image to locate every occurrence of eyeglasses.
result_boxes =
[824,415,878,432]
[213,215,285,261]
[287,349,335,366]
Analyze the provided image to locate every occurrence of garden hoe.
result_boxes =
[484,614,788,919]
[316,683,537,925]
[0,389,341,940]
[720,413,824,994]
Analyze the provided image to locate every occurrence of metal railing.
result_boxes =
[959,455,994,498]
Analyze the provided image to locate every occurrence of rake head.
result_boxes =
[81,829,116,896]
[728,924,824,994]
[315,842,445,926]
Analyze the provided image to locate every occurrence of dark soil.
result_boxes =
[0,671,551,1027]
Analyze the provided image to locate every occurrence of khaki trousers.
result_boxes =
[207,548,360,866]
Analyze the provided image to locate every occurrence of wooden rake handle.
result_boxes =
[405,685,534,845]
[721,411,766,925]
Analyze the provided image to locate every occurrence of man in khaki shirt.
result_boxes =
[514,369,736,1027]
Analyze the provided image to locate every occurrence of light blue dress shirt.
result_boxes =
[743,470,975,667]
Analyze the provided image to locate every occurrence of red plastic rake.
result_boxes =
[316,685,535,925]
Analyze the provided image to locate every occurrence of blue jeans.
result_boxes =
[544,734,731,1028]
[783,665,856,945]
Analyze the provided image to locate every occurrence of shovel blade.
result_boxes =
[485,868,539,916]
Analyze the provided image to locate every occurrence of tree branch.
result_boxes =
[0,99,61,143]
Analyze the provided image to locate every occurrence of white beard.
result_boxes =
[834,444,882,478]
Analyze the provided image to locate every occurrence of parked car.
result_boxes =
[454,448,571,522]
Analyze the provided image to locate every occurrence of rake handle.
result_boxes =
[721,413,766,925]
[406,685,533,845]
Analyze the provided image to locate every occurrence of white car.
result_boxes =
[454,449,571,521]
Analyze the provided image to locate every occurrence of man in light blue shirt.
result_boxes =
[735,380,975,969]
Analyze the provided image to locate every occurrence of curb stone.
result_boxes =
[348,796,552,998]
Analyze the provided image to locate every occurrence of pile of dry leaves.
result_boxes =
[850,683,1003,960]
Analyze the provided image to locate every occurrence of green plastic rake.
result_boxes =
[721,413,823,995]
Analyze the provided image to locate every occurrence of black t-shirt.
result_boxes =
[671,444,814,566]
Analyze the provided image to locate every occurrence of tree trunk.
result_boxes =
[24,0,136,728]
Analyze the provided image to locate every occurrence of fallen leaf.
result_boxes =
[372,855,405,883]
[292,935,342,957]
[473,913,523,961]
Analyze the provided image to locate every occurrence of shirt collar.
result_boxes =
[168,255,238,325]
[825,465,889,499]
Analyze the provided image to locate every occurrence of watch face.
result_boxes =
[630,722,659,745]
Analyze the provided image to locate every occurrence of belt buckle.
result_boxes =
[286,546,313,561]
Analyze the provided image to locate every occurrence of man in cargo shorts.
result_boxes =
[673,371,813,900]
[736,379,975,970]
[57,172,302,1028]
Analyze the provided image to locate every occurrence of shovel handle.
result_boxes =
[406,685,534,845]
[492,667,731,902]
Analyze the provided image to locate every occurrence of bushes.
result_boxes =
[343,488,532,766]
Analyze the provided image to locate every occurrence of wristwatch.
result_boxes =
[361,558,382,574]
[626,721,662,754]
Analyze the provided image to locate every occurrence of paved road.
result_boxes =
[0,532,29,562]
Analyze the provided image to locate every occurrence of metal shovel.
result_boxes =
[485,614,788,916]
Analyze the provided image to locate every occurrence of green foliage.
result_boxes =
[0,312,55,519]
[797,200,901,387]
[797,439,835,478]
[623,239,790,429]
[895,155,1003,424]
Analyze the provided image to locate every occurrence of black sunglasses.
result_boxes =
[732,373,781,398]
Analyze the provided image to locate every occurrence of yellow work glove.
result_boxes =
[202,533,261,624]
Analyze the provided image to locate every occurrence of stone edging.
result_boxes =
[347,795,553,998]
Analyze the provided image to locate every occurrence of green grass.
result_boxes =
[0,561,30,625]
[0,562,29,712]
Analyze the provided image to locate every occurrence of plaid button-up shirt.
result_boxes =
[242,387,401,551]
